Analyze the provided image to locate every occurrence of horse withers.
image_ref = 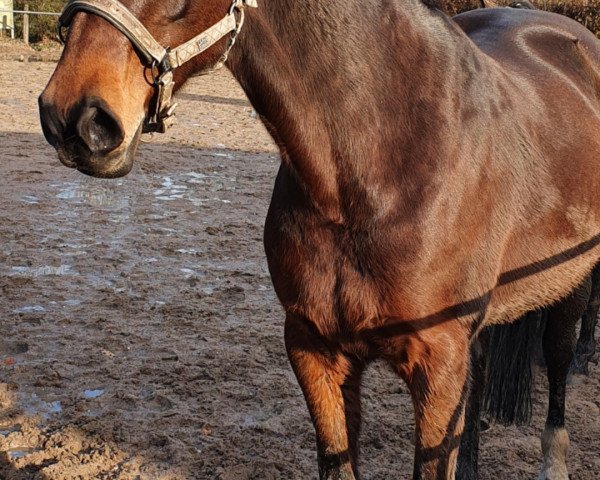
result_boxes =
[39,1,600,478]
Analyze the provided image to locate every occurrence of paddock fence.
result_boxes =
[0,5,59,44]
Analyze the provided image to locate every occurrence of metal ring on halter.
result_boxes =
[144,60,161,86]
[228,1,240,15]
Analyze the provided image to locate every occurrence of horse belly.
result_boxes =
[487,215,600,325]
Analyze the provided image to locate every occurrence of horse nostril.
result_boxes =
[76,100,125,154]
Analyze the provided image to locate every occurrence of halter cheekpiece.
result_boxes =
[58,0,258,133]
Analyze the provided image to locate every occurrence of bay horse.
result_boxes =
[39,0,600,478]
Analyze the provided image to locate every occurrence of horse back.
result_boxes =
[454,8,600,99]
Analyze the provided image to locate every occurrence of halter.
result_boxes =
[58,0,258,133]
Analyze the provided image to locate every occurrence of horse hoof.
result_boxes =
[570,356,591,375]
[537,467,570,480]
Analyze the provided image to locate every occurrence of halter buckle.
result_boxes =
[143,69,176,134]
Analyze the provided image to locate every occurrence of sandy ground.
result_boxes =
[0,40,598,480]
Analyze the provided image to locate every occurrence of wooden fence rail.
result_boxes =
[0,6,60,44]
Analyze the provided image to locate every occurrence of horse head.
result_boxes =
[39,0,254,178]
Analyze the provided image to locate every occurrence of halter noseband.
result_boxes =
[58,0,258,133]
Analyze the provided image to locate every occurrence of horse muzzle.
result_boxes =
[39,93,140,178]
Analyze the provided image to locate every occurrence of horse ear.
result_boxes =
[244,0,258,7]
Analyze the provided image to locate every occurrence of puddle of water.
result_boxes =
[56,243,88,256]
[177,249,199,255]
[63,299,82,307]
[154,176,190,201]
[186,172,210,180]
[21,393,62,419]
[180,268,196,279]
[189,197,210,206]
[55,180,130,210]
[57,242,87,249]
[155,195,184,201]
[0,425,21,437]
[7,447,40,459]
[13,305,45,314]
[21,195,40,204]
[212,152,233,159]
[242,414,258,427]
[10,265,76,277]
[84,389,105,399]
[154,227,177,234]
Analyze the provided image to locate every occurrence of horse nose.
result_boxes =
[38,94,64,149]
[75,98,125,154]
[38,94,125,155]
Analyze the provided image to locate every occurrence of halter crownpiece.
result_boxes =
[58,0,258,133]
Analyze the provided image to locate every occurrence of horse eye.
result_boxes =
[167,0,190,21]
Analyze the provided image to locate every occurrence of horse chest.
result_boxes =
[264,212,425,333]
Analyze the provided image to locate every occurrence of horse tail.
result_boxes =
[482,310,546,426]
[480,0,499,8]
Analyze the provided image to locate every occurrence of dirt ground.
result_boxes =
[0,39,598,480]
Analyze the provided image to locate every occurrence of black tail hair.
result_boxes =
[482,310,546,426]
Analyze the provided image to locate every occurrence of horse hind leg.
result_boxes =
[459,309,544,479]
[571,263,600,374]
[539,278,591,480]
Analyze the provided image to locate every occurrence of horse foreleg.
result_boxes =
[457,329,489,480]
[539,280,589,480]
[285,313,364,480]
[401,326,471,480]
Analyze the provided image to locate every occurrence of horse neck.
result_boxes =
[228,0,480,222]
